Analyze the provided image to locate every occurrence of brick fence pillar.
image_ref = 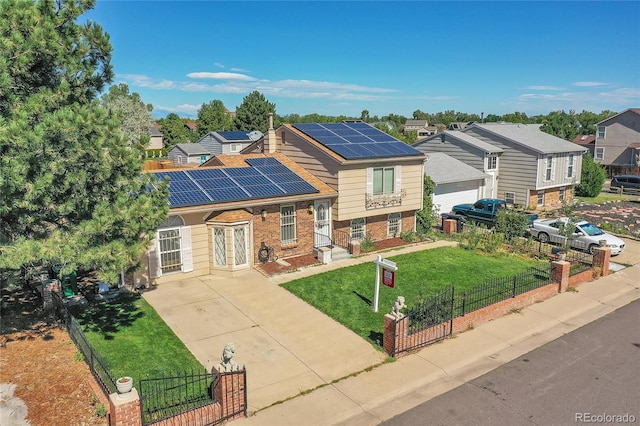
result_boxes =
[42,279,61,313]
[351,240,361,257]
[551,260,570,293]
[383,314,409,357]
[592,246,611,278]
[212,368,246,420]
[108,389,141,426]
[443,219,457,234]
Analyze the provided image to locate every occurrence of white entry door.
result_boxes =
[314,201,331,247]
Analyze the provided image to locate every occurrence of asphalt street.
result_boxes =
[383,299,640,426]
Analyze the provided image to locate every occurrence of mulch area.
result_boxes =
[571,200,640,236]
[255,237,413,277]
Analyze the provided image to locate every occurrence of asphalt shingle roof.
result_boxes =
[424,152,489,184]
[467,123,586,154]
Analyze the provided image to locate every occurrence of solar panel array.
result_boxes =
[154,157,319,208]
[292,122,422,160]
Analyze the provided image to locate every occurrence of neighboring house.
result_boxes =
[136,152,337,285]
[148,122,164,150]
[167,143,210,165]
[423,152,489,214]
[197,131,263,156]
[572,134,596,158]
[402,120,437,138]
[413,123,587,208]
[246,118,426,243]
[184,121,198,132]
[412,130,503,199]
[593,108,640,175]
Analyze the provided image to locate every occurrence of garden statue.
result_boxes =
[391,296,407,319]
[216,343,240,372]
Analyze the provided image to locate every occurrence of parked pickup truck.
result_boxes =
[451,198,537,227]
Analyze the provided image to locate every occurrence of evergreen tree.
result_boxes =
[233,91,276,133]
[158,113,190,151]
[416,175,436,234]
[196,100,233,137]
[0,0,168,283]
[575,154,606,197]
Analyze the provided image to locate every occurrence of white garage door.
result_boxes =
[433,181,480,214]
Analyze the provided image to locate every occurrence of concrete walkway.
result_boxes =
[143,239,640,424]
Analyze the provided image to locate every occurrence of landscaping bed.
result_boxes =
[572,200,640,237]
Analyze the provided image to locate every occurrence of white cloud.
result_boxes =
[572,81,609,87]
[214,62,225,68]
[119,74,175,90]
[230,67,250,73]
[527,85,565,91]
[187,72,257,81]
[515,86,640,113]
[155,104,201,114]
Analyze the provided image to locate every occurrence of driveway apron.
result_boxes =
[142,268,388,413]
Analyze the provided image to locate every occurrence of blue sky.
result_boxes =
[87,1,640,119]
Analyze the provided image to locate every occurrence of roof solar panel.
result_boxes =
[205,187,249,202]
[233,175,273,186]
[278,181,318,194]
[244,185,285,198]
[245,157,281,167]
[197,177,237,189]
[224,167,261,178]
[169,190,212,207]
[187,169,228,179]
[292,122,423,160]
[154,171,191,181]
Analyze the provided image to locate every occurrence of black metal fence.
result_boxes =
[454,265,552,316]
[52,292,117,395]
[395,264,554,356]
[139,369,214,425]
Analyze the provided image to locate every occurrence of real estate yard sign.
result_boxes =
[373,255,397,312]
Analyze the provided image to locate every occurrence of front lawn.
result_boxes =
[69,294,204,380]
[282,246,546,347]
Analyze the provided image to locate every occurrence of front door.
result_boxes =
[314,201,331,247]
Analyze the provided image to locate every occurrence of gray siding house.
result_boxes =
[424,152,489,214]
[167,143,210,165]
[197,131,262,156]
[412,131,503,199]
[593,108,640,175]
[413,123,587,208]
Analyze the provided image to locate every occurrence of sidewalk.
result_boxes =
[234,262,640,426]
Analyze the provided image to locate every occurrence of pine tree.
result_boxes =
[233,91,276,133]
[0,0,168,283]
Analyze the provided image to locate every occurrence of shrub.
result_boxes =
[359,233,376,252]
[575,153,606,197]
[494,210,530,242]
[483,231,505,252]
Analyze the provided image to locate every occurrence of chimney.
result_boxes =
[265,113,277,153]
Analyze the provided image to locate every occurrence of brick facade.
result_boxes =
[333,211,416,241]
[528,186,574,208]
[253,201,316,263]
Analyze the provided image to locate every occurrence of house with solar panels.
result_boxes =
[135,152,337,285]
[196,130,263,156]
[246,119,427,245]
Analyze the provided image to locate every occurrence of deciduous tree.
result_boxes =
[101,83,154,146]
[0,0,168,283]
[196,99,233,137]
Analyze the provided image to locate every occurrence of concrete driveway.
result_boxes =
[142,268,388,413]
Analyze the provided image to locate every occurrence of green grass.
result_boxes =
[282,246,545,347]
[70,294,204,379]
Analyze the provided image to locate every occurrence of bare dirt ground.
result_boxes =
[572,200,640,236]
[0,281,107,426]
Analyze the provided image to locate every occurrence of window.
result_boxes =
[350,218,366,240]
[537,190,545,206]
[280,205,296,244]
[158,228,182,274]
[233,226,247,266]
[559,186,566,202]
[505,192,515,205]
[567,154,574,178]
[545,156,553,181]
[595,147,605,160]
[388,213,401,236]
[213,228,226,267]
[230,143,242,152]
[200,155,208,164]
[373,167,395,195]
[597,126,606,139]
[486,155,497,170]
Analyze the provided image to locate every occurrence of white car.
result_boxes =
[529,217,626,255]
